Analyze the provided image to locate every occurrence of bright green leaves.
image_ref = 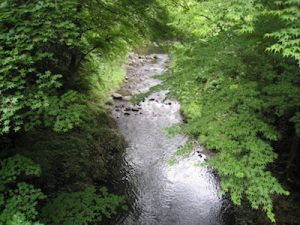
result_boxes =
[44,91,86,132]
[167,0,259,39]
[165,0,300,221]
[0,0,83,134]
[265,0,300,65]
[0,0,171,225]
[41,186,125,225]
[0,155,45,225]
[0,0,170,134]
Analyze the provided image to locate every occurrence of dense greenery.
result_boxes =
[0,0,169,224]
[1,0,299,224]
[41,187,125,225]
[164,0,300,222]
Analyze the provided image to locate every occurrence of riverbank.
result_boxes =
[0,54,129,224]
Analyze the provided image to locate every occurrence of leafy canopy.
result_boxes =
[165,0,299,221]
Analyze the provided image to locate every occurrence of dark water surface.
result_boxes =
[109,54,231,225]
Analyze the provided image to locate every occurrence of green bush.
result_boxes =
[0,155,45,225]
[41,186,125,225]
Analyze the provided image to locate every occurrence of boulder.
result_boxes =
[111,93,122,100]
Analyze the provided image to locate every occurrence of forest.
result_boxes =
[0,0,299,225]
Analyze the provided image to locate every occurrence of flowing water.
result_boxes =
[109,53,232,225]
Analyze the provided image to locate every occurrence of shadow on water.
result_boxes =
[106,53,235,225]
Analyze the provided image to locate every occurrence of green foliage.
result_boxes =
[168,140,195,165]
[41,186,125,225]
[265,0,300,64]
[0,155,45,225]
[0,0,85,134]
[165,0,300,221]
[0,0,172,224]
[83,54,126,104]
[1,0,171,224]
[0,0,171,134]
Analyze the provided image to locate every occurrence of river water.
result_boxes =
[109,53,231,225]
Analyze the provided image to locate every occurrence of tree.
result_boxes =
[165,0,299,221]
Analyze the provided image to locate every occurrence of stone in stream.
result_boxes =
[131,106,139,112]
[124,112,130,116]
[196,150,208,161]
[123,96,132,101]
[111,93,123,100]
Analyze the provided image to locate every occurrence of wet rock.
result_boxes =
[115,108,120,112]
[111,93,122,100]
[153,55,158,59]
[125,107,132,111]
[131,107,139,112]
[124,112,130,116]
[149,98,155,101]
[196,151,207,161]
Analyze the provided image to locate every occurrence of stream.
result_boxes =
[108,53,232,225]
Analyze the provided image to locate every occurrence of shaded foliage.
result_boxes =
[0,0,170,224]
